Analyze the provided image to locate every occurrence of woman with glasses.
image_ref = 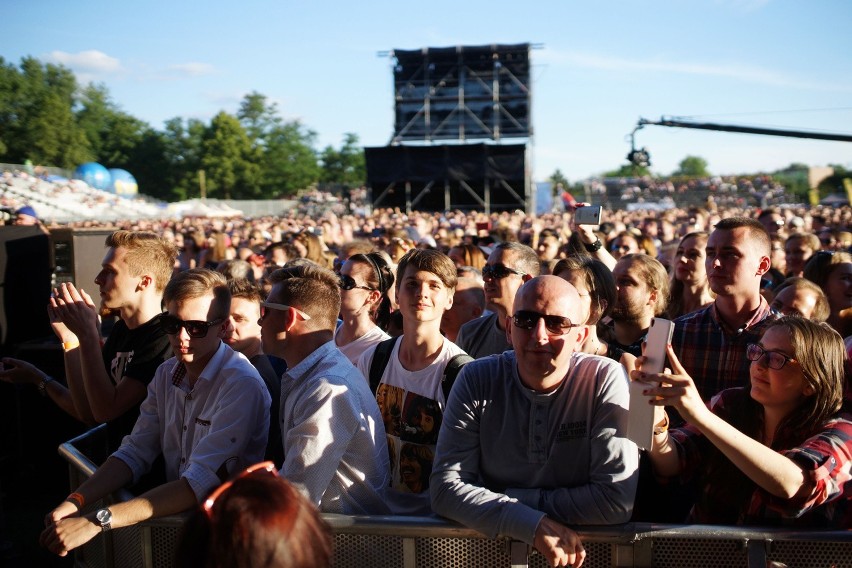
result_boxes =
[176,461,332,568]
[804,250,852,337]
[635,316,852,526]
[333,252,395,365]
[552,256,637,373]
[667,232,714,319]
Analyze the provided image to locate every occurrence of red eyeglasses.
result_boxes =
[202,461,277,516]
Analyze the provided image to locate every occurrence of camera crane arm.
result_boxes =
[636,117,852,143]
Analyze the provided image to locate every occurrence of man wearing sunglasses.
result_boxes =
[41,269,271,557]
[432,275,638,568]
[456,242,539,359]
[261,263,391,515]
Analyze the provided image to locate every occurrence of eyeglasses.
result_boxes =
[160,314,224,338]
[482,263,526,280]
[202,461,276,516]
[259,302,312,322]
[746,343,797,370]
[512,310,578,335]
[339,274,375,292]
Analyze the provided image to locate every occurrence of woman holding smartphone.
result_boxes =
[635,316,852,526]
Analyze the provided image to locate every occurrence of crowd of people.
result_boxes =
[3,194,852,567]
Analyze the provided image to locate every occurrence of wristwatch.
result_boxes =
[584,239,603,253]
[95,508,113,532]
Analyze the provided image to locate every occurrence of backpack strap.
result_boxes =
[369,337,399,395]
[442,353,474,401]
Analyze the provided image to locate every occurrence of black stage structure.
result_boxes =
[368,43,534,214]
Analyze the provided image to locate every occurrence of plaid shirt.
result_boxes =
[671,299,776,402]
[671,388,852,528]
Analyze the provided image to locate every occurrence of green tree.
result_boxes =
[320,133,365,188]
[77,83,149,167]
[0,57,91,167]
[158,117,208,199]
[237,91,281,145]
[201,112,261,199]
[261,121,320,197]
[673,155,709,177]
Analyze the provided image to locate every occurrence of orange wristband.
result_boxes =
[63,341,80,352]
[67,492,85,508]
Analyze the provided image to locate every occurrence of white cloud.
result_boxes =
[167,62,216,77]
[45,50,122,73]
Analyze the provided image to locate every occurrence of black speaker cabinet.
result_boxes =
[0,226,52,349]
[49,228,114,287]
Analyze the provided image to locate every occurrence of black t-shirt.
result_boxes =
[102,315,172,452]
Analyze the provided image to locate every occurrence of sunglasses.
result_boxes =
[259,302,312,322]
[203,461,276,516]
[339,274,375,292]
[160,314,224,338]
[746,343,797,370]
[512,310,578,335]
[482,263,526,280]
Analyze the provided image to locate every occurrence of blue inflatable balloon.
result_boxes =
[108,168,138,197]
[73,162,112,191]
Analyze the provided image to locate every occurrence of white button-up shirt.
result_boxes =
[112,341,271,500]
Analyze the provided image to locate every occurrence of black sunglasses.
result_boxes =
[512,310,578,335]
[160,314,224,338]
[339,274,375,291]
[482,263,526,280]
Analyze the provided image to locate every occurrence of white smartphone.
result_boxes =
[574,205,602,225]
[627,317,675,449]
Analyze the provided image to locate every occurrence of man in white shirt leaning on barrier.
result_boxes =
[40,269,271,557]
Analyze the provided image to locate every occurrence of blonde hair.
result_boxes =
[106,230,178,293]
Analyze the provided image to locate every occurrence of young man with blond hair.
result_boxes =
[1,230,177,449]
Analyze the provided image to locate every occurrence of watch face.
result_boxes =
[96,508,112,525]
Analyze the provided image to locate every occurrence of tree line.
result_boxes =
[0,56,365,201]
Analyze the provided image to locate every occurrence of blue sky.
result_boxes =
[5,0,852,181]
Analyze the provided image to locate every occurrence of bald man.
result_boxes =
[431,276,638,568]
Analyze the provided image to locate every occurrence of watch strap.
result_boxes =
[584,239,603,253]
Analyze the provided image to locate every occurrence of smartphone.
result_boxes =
[574,205,602,225]
[642,318,675,375]
[627,317,675,449]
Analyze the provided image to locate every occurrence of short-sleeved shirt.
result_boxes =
[455,313,510,360]
[102,316,172,451]
[334,324,390,366]
[357,336,468,515]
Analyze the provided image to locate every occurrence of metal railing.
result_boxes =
[59,427,852,568]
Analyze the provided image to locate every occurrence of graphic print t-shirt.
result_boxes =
[357,337,467,515]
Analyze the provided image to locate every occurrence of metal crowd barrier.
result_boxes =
[59,426,852,568]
